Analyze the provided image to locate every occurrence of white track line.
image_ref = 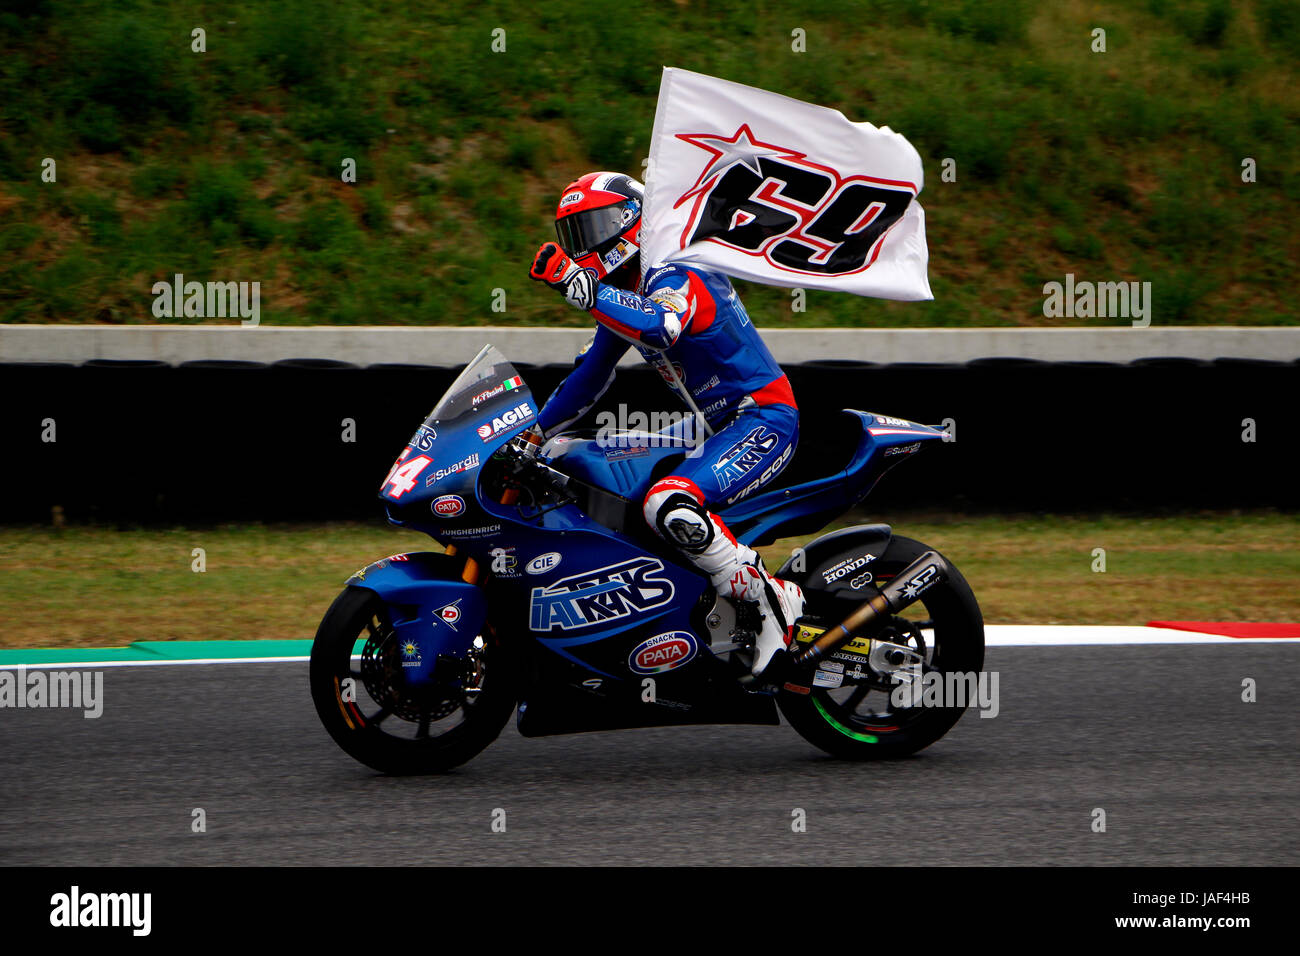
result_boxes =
[3,626,1298,670]
[985,625,1300,646]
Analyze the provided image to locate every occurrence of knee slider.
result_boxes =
[649,492,714,554]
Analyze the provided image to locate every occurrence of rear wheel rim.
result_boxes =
[811,607,940,741]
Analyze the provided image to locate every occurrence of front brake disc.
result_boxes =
[360,629,461,722]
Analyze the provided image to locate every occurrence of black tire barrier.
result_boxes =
[1,356,1295,523]
[178,359,269,370]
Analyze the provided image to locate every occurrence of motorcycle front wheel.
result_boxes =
[309,583,520,774]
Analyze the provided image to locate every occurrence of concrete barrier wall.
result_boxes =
[3,324,1299,366]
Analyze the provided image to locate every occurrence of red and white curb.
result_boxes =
[986,625,1300,646]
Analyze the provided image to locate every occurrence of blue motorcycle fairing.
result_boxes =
[540,432,691,501]
[345,552,485,685]
[524,409,943,549]
[381,349,540,545]
[719,410,945,547]
[479,526,710,680]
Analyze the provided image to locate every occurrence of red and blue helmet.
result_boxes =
[554,172,644,290]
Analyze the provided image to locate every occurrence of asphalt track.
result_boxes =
[1,644,1296,866]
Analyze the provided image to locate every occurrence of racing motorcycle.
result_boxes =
[310,345,984,774]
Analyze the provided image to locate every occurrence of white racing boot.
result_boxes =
[718,561,806,676]
[645,478,806,677]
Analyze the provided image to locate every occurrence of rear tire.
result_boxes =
[778,534,984,759]
[310,585,520,774]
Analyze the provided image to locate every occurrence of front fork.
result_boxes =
[445,544,482,586]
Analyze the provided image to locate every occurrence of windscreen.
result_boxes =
[426,344,528,424]
[380,344,535,505]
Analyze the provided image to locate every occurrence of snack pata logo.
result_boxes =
[672,124,916,276]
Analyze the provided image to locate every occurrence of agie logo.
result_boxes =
[628,631,699,675]
[477,402,535,441]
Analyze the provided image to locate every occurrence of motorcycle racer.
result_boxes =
[528,171,805,678]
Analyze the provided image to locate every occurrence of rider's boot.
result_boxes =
[644,478,804,677]
[714,558,806,677]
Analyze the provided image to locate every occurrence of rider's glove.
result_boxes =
[530,242,596,311]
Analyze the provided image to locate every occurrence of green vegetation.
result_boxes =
[1,511,1296,648]
[0,1,1296,327]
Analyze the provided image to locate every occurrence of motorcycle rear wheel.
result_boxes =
[778,534,985,759]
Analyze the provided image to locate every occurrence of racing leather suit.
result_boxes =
[536,262,805,675]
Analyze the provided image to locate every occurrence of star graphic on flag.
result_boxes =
[673,124,806,209]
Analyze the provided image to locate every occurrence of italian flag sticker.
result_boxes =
[503,376,523,390]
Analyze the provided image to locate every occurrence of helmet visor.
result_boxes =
[556,202,636,257]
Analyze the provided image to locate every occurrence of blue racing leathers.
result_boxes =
[536,260,805,676]
[536,262,798,456]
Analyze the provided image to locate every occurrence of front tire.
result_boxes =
[310,585,520,774]
[778,534,985,759]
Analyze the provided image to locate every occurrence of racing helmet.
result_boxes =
[554,172,644,291]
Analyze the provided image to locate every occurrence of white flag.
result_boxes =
[641,67,932,301]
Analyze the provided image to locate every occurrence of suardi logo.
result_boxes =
[432,495,465,517]
[529,558,675,631]
[691,374,720,396]
[628,632,698,675]
[425,453,481,486]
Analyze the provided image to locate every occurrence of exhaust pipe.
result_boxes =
[790,551,949,667]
